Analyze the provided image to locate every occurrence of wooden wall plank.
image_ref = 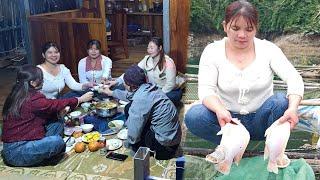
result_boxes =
[44,22,60,43]
[29,17,103,23]
[73,23,90,71]
[153,15,163,37]
[30,9,80,17]
[59,22,77,75]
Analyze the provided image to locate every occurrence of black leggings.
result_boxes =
[124,102,178,160]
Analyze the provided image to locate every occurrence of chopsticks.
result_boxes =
[65,130,74,144]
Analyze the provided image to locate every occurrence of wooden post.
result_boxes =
[98,0,107,55]
[169,0,190,73]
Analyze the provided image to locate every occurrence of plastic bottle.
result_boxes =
[142,0,148,12]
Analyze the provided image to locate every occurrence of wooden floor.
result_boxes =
[111,45,146,77]
[0,45,147,121]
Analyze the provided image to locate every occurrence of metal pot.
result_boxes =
[95,101,118,118]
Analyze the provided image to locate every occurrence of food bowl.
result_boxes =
[64,127,74,136]
[73,126,82,133]
[81,102,91,112]
[81,124,94,133]
[108,120,124,132]
[70,111,81,119]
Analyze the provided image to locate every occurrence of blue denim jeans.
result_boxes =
[166,88,183,105]
[2,121,65,167]
[184,93,288,144]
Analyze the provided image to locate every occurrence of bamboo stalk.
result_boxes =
[305,159,320,165]
[300,100,320,106]
[274,84,320,90]
[182,99,198,104]
[296,65,320,69]
[181,147,320,159]
[183,99,320,106]
[297,67,320,71]
[185,64,320,70]
[184,75,320,87]
[274,80,320,87]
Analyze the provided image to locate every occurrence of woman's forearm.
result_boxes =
[203,95,227,113]
[287,94,302,110]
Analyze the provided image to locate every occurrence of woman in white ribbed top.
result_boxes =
[185,1,304,145]
[37,42,94,99]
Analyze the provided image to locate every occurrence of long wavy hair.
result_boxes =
[149,37,165,71]
[2,65,43,119]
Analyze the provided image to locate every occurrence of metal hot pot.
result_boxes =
[95,101,118,118]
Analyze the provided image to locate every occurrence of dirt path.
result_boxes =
[274,34,320,65]
[189,33,320,66]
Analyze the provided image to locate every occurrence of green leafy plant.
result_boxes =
[190,0,320,36]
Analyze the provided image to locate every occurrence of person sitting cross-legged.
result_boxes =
[101,65,182,160]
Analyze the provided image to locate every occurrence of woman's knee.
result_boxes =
[185,104,203,126]
[46,136,65,151]
[272,93,289,110]
[263,93,288,110]
[185,104,213,127]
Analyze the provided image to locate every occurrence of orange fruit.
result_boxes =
[74,142,86,153]
[88,141,100,152]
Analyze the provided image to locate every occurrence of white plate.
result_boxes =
[117,128,128,140]
[100,129,117,136]
[106,139,122,150]
[65,143,75,153]
[119,100,129,105]
[70,111,82,118]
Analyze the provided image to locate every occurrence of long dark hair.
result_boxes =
[2,65,43,119]
[225,0,259,30]
[42,41,60,56]
[87,39,101,50]
[149,37,165,71]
